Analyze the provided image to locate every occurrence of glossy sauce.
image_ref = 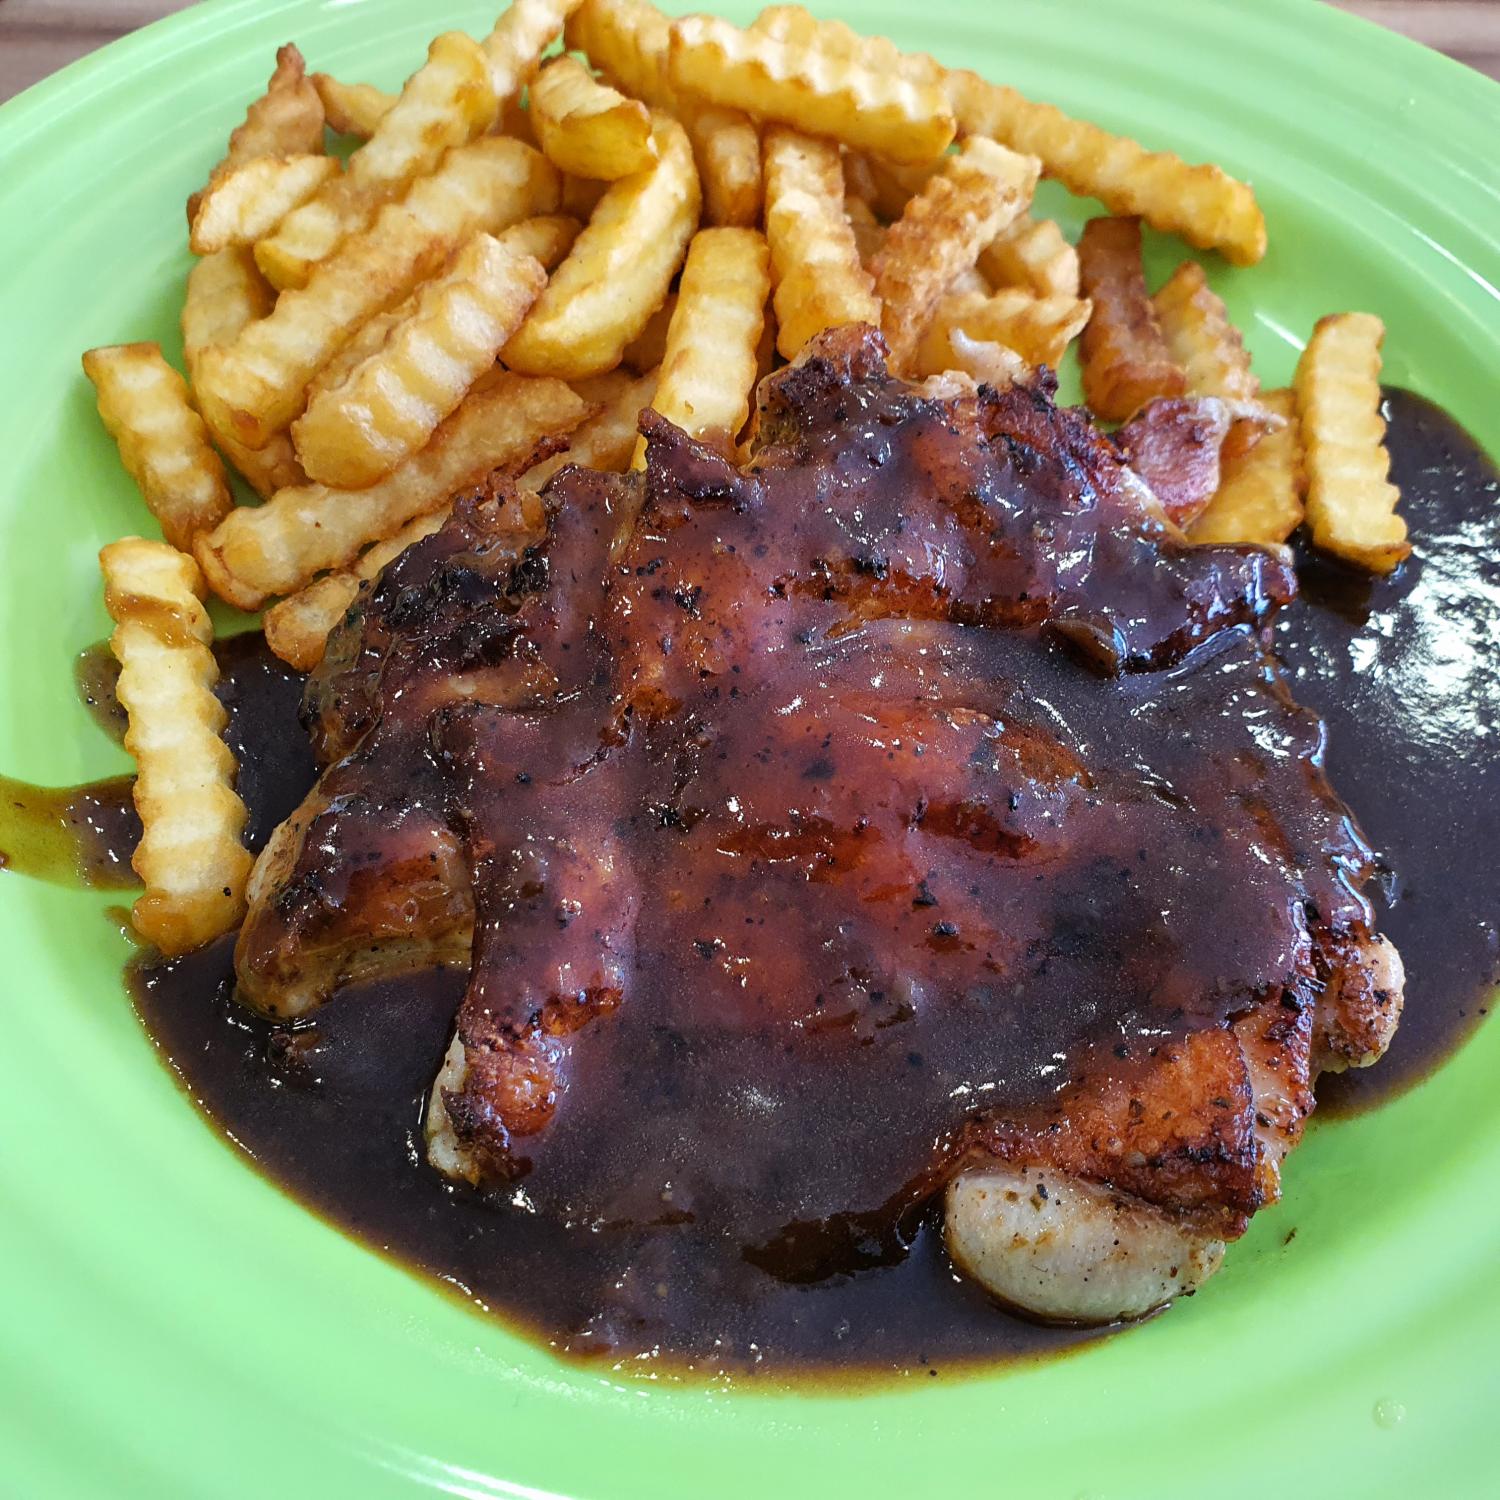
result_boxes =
[53,388,1500,1379]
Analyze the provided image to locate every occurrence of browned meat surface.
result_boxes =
[236,325,1400,1322]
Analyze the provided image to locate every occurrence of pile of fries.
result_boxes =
[82,0,1408,955]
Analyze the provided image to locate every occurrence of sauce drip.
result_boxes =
[100,387,1500,1377]
[0,773,138,888]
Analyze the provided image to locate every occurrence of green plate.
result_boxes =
[2,1,1497,1494]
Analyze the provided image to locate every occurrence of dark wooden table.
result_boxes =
[1,0,1496,103]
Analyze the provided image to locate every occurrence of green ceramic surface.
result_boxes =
[1,1,1497,1494]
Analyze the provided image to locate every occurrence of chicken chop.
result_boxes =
[236,326,1402,1328]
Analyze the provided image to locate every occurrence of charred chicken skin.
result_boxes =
[236,326,1402,1326]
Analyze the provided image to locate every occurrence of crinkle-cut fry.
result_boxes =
[194,137,559,450]
[503,113,699,379]
[196,373,589,609]
[763,127,880,359]
[686,106,763,228]
[946,265,991,300]
[301,215,580,412]
[531,55,657,180]
[263,508,453,670]
[188,44,323,223]
[871,136,1039,371]
[621,293,676,374]
[920,288,1091,372]
[748,6,944,88]
[189,154,341,255]
[256,33,499,290]
[1187,388,1304,546]
[1152,259,1258,401]
[84,344,233,552]
[632,228,769,465]
[312,74,394,138]
[1293,312,1408,573]
[181,250,306,499]
[945,69,1267,267]
[523,366,660,492]
[843,193,885,272]
[293,233,548,488]
[1077,215,1185,421]
[99,538,253,955]
[978,214,1079,299]
[667,15,955,166]
[565,0,678,108]
[481,0,583,100]
[841,148,878,207]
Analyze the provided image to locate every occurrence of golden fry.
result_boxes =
[688,106,763,228]
[1188,388,1304,546]
[530,367,660,489]
[257,32,499,289]
[531,55,657,180]
[565,0,678,108]
[914,326,1030,389]
[195,373,588,608]
[496,213,583,269]
[1293,312,1408,573]
[763,127,880,358]
[481,0,584,100]
[263,508,454,671]
[978,214,1079,299]
[83,343,233,552]
[667,14,955,166]
[1077,215,1185,420]
[946,69,1266,267]
[312,74,394,137]
[181,249,306,498]
[1152,259,1258,400]
[561,172,609,218]
[293,233,548,488]
[634,227,770,463]
[860,155,939,222]
[189,44,323,223]
[919,288,1091,372]
[195,137,558,449]
[100,538,253,955]
[189,154,340,255]
[871,137,1039,370]
[748,5,944,88]
[504,113,700,379]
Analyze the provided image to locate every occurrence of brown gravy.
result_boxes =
[14,388,1496,1380]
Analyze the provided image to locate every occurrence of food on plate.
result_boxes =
[83,343,233,551]
[187,44,323,224]
[530,54,657,179]
[763,126,879,357]
[68,0,1427,1371]
[635,227,769,461]
[1077,214,1186,419]
[188,154,340,256]
[194,136,557,448]
[1294,312,1410,573]
[502,113,698,377]
[234,328,1403,1329]
[311,73,393,138]
[196,373,587,608]
[870,137,1040,369]
[667,13,956,164]
[99,539,252,955]
[916,287,1091,375]
[1188,388,1306,545]
[943,66,1267,265]
[292,232,547,487]
[1152,259,1258,401]
[977,213,1079,298]
[255,32,500,290]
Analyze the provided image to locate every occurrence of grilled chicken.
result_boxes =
[237,325,1401,1327]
